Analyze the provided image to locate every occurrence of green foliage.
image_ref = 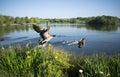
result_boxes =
[86,16,119,25]
[0,15,41,25]
[68,54,120,77]
[0,44,70,77]
[0,15,14,25]
[0,15,120,77]
[0,15,120,26]
[0,45,120,77]
[49,18,86,24]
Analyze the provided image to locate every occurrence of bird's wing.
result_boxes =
[47,25,50,31]
[33,24,42,33]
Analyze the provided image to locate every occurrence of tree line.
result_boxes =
[86,15,120,25]
[0,15,120,26]
[0,15,40,25]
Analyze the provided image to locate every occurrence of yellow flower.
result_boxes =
[1,46,4,51]
[48,44,52,47]
[55,56,58,59]
[107,73,110,77]
[26,51,30,55]
[33,49,36,53]
[27,55,31,59]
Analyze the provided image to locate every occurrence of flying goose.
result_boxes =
[33,24,55,46]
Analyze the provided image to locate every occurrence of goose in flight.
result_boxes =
[33,24,55,46]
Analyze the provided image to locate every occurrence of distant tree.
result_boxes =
[9,17,14,24]
[86,16,119,25]
[0,15,5,25]
[25,16,29,23]
[4,16,9,25]
[34,17,40,23]
[15,17,21,24]
[29,17,34,23]
[20,17,25,24]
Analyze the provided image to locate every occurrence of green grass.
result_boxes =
[68,54,120,77]
[0,44,120,77]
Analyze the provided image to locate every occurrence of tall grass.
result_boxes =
[68,54,120,77]
[0,44,70,77]
[0,44,120,77]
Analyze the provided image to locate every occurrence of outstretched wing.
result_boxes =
[33,24,42,33]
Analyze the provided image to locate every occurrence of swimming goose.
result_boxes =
[62,38,86,48]
[33,24,54,46]
[78,38,86,48]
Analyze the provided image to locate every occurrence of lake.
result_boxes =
[0,23,120,55]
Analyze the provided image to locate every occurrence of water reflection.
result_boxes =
[86,25,118,31]
[0,24,119,36]
[0,25,31,36]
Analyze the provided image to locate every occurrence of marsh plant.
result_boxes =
[67,54,120,77]
[0,44,70,77]
[0,44,120,77]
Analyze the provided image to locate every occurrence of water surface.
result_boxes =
[0,24,120,55]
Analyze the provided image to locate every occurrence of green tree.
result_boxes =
[15,17,21,24]
[34,17,40,23]
[25,16,29,23]
[9,17,14,24]
[29,17,34,23]
[20,17,25,24]
[86,16,119,25]
[0,15,5,25]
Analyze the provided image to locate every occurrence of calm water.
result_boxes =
[0,23,120,55]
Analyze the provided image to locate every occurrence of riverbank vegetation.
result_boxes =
[0,15,120,26]
[0,44,120,77]
[86,16,120,25]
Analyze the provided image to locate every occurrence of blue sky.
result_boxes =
[0,0,120,18]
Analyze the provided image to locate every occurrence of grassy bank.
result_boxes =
[0,44,120,77]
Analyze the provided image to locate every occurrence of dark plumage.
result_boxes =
[33,24,53,46]
[78,38,86,48]
[33,24,43,33]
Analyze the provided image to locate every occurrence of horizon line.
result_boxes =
[0,14,120,19]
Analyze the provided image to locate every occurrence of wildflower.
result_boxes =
[26,43,29,48]
[9,45,12,49]
[26,51,30,55]
[48,44,52,47]
[107,73,110,77]
[79,69,83,73]
[55,56,58,59]
[27,55,31,59]
[1,46,5,51]
[33,49,36,53]
[99,71,104,74]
